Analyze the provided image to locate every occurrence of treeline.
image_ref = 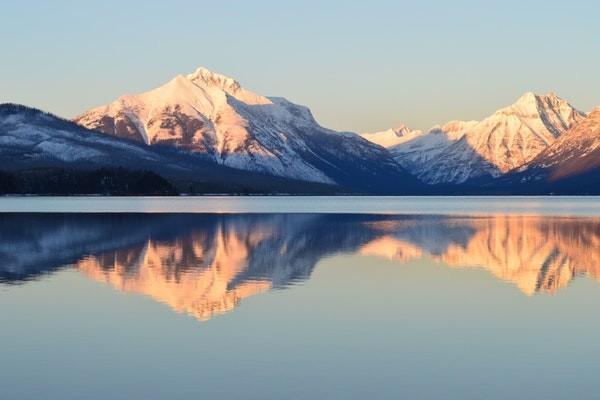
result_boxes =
[0,168,178,195]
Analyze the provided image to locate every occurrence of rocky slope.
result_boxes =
[496,107,600,193]
[75,67,422,192]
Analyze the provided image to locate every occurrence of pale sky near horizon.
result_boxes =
[1,0,598,132]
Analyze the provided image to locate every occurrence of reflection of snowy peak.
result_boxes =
[362,93,586,184]
[0,214,385,320]
[362,216,600,295]
[75,67,420,190]
[2,213,598,309]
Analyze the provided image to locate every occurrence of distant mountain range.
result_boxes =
[0,67,598,195]
[364,93,587,184]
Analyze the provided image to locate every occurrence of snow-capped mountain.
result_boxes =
[497,107,600,193]
[75,67,421,191]
[388,120,478,174]
[364,93,586,184]
[360,125,422,148]
[0,104,342,194]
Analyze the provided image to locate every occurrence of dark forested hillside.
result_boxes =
[0,168,178,195]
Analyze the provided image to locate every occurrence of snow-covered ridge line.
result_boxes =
[361,92,587,184]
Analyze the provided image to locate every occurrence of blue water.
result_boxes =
[1,200,599,399]
[0,195,598,215]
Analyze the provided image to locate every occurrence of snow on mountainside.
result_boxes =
[0,104,170,167]
[363,93,586,184]
[360,125,422,148]
[389,120,479,174]
[75,67,420,191]
[505,107,600,185]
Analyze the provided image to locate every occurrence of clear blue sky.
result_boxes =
[1,0,598,132]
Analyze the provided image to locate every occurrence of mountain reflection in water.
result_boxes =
[0,213,598,321]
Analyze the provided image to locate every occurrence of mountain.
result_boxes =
[5,76,594,194]
[494,107,600,193]
[0,103,341,194]
[75,67,423,193]
[364,93,586,184]
[388,120,479,174]
[360,125,422,148]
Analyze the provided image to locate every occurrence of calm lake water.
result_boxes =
[0,195,599,215]
[1,197,600,399]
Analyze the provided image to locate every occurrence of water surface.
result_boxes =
[0,195,599,215]
[1,207,600,399]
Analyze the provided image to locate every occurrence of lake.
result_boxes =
[1,197,599,399]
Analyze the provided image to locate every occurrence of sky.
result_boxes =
[1,0,598,132]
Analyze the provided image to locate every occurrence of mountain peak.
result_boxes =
[517,91,537,100]
[389,124,413,136]
[183,66,271,106]
[495,91,582,121]
[360,125,423,148]
[186,67,241,93]
[515,91,559,103]
[512,91,553,108]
